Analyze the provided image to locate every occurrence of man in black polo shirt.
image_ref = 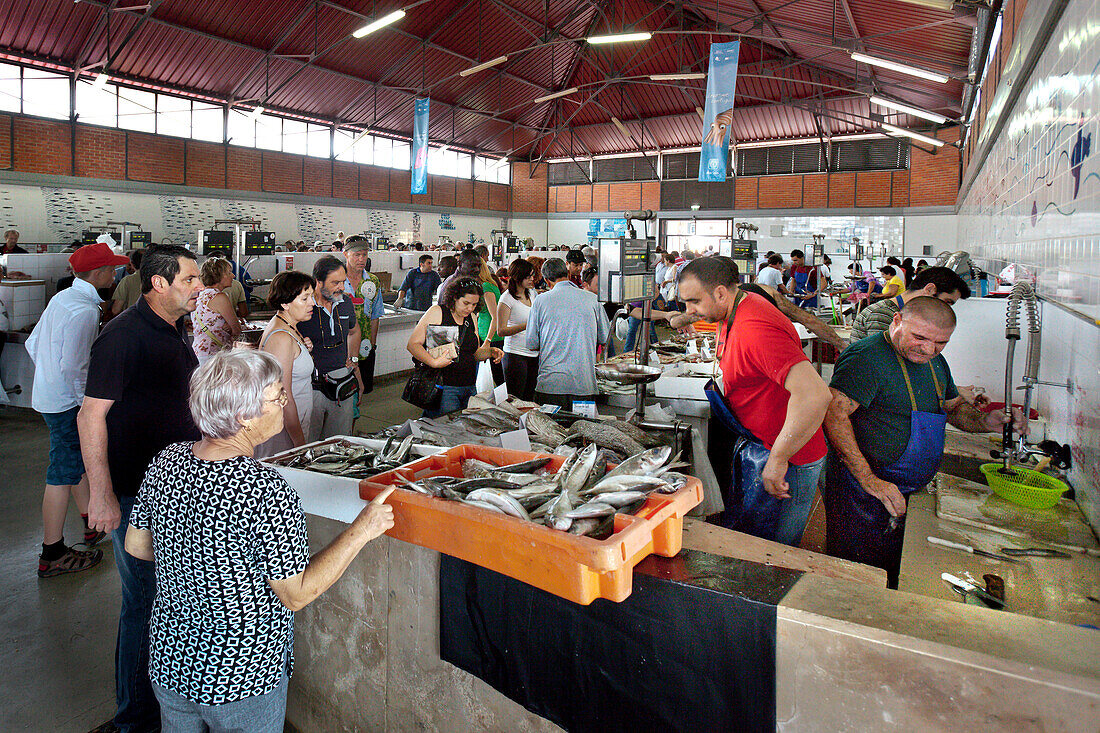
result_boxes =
[79,244,203,733]
[297,255,362,441]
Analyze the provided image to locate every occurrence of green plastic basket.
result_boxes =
[979,463,1069,510]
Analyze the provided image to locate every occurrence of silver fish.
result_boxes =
[462,458,497,478]
[497,456,552,473]
[462,499,505,514]
[452,477,520,491]
[562,444,599,495]
[565,501,615,519]
[596,490,649,507]
[464,488,531,520]
[567,420,645,457]
[545,489,575,531]
[586,474,672,495]
[604,445,673,480]
[659,471,689,491]
[568,518,602,536]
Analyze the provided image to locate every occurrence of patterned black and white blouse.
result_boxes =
[130,441,310,705]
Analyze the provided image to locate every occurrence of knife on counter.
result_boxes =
[941,572,1005,609]
[927,536,1020,563]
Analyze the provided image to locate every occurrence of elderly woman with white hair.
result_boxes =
[124,349,395,732]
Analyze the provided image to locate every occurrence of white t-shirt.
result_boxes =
[756,266,784,290]
[499,289,537,357]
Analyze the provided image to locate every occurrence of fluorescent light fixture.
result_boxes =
[850,52,950,83]
[649,72,706,81]
[533,87,578,104]
[897,0,953,10]
[870,95,948,124]
[587,31,651,45]
[92,72,109,89]
[460,55,508,77]
[611,116,631,137]
[690,203,701,211]
[352,9,406,38]
[881,122,945,147]
[695,106,705,121]
[248,105,265,119]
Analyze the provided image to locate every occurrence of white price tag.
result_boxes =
[499,428,531,452]
[572,400,598,418]
[539,404,561,414]
[702,342,714,360]
[686,339,699,355]
[493,382,509,405]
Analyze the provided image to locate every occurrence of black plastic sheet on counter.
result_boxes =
[439,549,803,733]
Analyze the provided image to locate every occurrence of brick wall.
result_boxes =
[3,112,515,213]
[910,127,961,206]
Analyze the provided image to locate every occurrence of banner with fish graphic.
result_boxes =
[412,97,430,195]
[698,40,740,182]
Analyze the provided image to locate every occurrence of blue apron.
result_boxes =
[791,267,818,308]
[703,291,786,539]
[824,333,947,586]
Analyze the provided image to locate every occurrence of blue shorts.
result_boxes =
[42,406,85,486]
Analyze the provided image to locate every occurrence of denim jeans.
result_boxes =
[622,316,659,353]
[153,673,289,733]
[774,456,825,547]
[112,495,160,733]
[424,384,477,418]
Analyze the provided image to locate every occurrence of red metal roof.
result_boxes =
[0,0,977,158]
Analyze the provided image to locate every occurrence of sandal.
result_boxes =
[83,529,108,547]
[38,546,103,578]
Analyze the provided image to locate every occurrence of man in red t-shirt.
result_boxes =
[678,257,832,545]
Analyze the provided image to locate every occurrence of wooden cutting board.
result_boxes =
[934,474,1099,552]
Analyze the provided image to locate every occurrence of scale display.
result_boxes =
[730,240,756,259]
[244,231,276,256]
[198,229,234,255]
[619,273,656,301]
[597,237,656,303]
[82,230,120,245]
[374,237,390,251]
[504,236,521,254]
[619,238,652,275]
[128,231,152,248]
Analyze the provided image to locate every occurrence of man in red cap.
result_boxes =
[26,242,128,577]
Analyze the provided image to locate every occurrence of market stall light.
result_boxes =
[533,87,578,104]
[870,95,948,124]
[649,72,705,81]
[611,116,631,137]
[850,52,950,83]
[460,55,509,77]
[881,122,946,147]
[352,9,406,38]
[695,106,704,121]
[92,72,109,90]
[587,31,651,45]
[248,105,265,119]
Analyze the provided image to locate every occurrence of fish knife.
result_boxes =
[927,536,1020,563]
[941,573,1005,609]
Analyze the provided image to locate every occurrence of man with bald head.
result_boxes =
[823,297,1024,586]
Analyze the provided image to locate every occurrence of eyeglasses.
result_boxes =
[266,388,289,407]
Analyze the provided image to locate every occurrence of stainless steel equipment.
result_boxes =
[998,281,1041,473]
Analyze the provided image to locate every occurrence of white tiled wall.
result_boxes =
[958,0,1100,528]
[0,281,45,330]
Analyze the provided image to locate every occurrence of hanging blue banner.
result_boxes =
[412,98,430,195]
[699,40,740,182]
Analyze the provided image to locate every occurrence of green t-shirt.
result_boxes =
[478,281,503,345]
[830,332,958,465]
[112,271,142,310]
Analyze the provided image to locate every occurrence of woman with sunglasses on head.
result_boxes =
[256,270,316,459]
[407,277,504,417]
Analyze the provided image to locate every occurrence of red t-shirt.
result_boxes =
[717,292,827,465]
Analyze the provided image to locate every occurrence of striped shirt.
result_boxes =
[850,297,901,341]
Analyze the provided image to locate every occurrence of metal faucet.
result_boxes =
[999,282,1041,472]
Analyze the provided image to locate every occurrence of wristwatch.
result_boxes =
[350,356,360,363]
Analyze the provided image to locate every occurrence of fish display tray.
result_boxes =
[264,436,446,502]
[360,444,704,605]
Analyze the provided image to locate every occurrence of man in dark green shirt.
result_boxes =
[823,297,1023,587]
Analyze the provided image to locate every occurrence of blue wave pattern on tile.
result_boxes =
[295,205,335,245]
[959,0,1100,529]
[41,187,119,243]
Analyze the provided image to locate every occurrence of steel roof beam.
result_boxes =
[228,2,319,101]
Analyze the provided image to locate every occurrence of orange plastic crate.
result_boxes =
[360,444,703,605]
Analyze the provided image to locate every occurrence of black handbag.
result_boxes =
[402,364,442,409]
[313,368,359,403]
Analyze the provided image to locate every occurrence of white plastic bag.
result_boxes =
[475,359,495,394]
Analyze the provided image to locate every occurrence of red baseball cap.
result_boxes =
[69,242,130,273]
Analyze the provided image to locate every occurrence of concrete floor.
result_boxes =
[0,378,420,733]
